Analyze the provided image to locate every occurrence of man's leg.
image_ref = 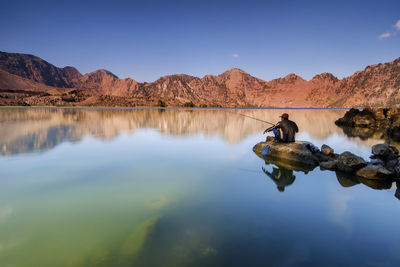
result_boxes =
[273,129,282,142]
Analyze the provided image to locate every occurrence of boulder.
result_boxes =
[336,151,367,173]
[320,160,336,170]
[253,139,319,167]
[356,164,393,180]
[321,144,334,156]
[371,144,392,157]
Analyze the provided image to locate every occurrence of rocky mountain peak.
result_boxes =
[274,73,305,84]
[87,69,119,79]
[0,51,77,88]
[311,72,339,83]
[221,67,248,76]
[285,73,302,79]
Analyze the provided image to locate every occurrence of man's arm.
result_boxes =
[263,123,278,134]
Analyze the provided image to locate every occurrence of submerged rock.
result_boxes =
[336,152,367,173]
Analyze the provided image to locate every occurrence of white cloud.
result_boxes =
[233,54,239,58]
[379,32,391,39]
[396,20,400,31]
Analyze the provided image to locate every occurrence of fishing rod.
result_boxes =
[228,110,275,126]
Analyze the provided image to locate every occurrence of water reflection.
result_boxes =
[262,166,296,192]
[1,108,400,266]
[258,154,397,200]
[337,124,400,149]
[0,108,348,156]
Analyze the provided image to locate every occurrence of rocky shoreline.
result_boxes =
[253,138,400,182]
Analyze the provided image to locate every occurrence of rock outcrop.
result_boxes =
[336,152,367,173]
[253,138,320,167]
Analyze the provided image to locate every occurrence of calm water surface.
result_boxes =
[0,108,399,267]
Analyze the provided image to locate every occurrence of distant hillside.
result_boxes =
[0,51,399,107]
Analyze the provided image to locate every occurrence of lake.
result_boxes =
[0,108,399,267]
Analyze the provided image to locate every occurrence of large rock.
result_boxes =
[320,160,336,170]
[372,144,393,157]
[356,164,393,180]
[336,151,367,173]
[253,140,319,167]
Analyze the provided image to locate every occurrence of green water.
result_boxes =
[0,108,399,266]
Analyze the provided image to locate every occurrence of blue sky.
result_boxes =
[0,0,399,82]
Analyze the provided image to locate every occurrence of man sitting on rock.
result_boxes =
[263,113,299,142]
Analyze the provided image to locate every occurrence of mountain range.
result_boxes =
[0,51,399,107]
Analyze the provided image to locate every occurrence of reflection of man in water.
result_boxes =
[262,166,296,192]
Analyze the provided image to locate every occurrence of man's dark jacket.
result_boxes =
[275,119,298,142]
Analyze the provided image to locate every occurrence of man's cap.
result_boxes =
[280,113,289,119]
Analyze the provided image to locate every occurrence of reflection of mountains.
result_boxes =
[1,108,347,155]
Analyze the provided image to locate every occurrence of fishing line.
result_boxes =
[227,110,275,126]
